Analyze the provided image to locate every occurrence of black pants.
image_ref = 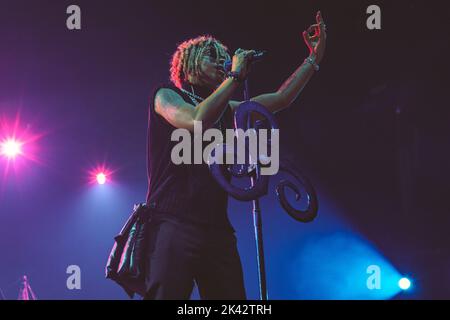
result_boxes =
[144,214,246,300]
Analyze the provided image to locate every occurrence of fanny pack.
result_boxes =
[105,203,153,298]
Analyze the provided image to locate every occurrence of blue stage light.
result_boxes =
[398,277,411,290]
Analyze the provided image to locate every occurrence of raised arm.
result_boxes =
[231,11,327,114]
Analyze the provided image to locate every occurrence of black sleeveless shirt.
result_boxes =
[145,83,234,232]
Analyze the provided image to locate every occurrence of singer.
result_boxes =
[144,11,327,300]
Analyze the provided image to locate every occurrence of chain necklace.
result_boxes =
[180,86,223,131]
[180,86,204,105]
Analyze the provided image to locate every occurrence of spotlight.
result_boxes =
[96,173,107,185]
[88,165,114,185]
[1,139,22,159]
[398,277,411,290]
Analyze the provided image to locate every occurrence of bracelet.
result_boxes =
[304,56,320,72]
[226,71,243,83]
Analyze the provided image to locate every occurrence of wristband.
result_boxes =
[304,56,320,72]
[226,71,243,82]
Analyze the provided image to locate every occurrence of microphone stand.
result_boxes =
[244,79,268,300]
[211,61,318,300]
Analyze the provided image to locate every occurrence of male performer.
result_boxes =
[144,11,326,299]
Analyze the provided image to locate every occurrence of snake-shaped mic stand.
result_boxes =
[208,80,318,300]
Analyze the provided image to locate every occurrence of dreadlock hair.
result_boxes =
[170,35,230,89]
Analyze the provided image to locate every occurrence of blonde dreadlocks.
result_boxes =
[170,35,230,89]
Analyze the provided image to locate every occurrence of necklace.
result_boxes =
[180,85,223,131]
[180,86,204,105]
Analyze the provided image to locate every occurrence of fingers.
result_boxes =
[234,48,244,55]
[307,24,321,37]
[302,31,312,48]
[234,48,250,55]
[242,50,255,58]
[317,11,327,34]
[307,24,319,33]
[306,25,321,44]
[234,48,256,60]
[303,11,326,48]
[316,10,323,24]
[307,22,325,36]
[303,31,313,43]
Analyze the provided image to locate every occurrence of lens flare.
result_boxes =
[398,277,411,290]
[0,112,46,188]
[87,164,117,186]
[1,139,23,159]
[96,172,107,185]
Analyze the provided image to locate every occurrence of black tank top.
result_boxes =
[145,83,234,232]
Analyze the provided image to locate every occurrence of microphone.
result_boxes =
[223,50,267,72]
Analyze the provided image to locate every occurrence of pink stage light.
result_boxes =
[96,172,107,185]
[1,113,46,186]
[87,164,116,186]
[1,139,23,159]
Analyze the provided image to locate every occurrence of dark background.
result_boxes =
[0,0,449,299]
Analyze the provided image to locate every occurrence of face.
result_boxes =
[196,46,228,89]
